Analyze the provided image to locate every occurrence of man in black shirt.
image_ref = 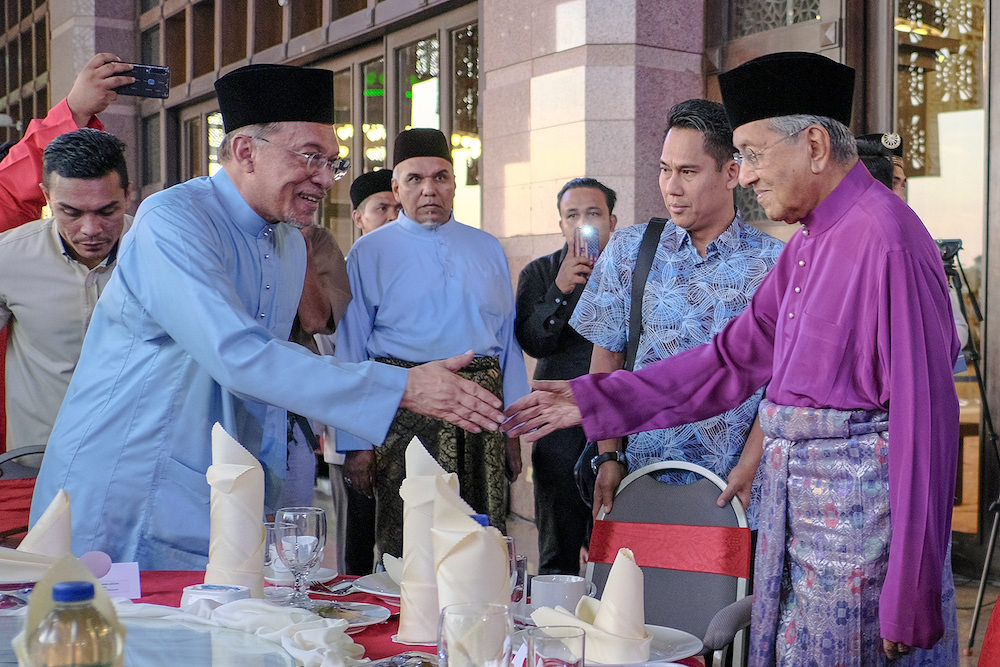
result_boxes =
[514,177,617,574]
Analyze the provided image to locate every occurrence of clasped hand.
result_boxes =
[501,380,582,442]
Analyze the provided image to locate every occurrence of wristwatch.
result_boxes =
[591,450,628,474]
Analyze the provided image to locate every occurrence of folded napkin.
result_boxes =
[431,475,509,611]
[17,488,71,557]
[531,548,652,664]
[382,553,403,584]
[0,489,73,584]
[12,553,127,667]
[397,437,459,644]
[204,423,265,598]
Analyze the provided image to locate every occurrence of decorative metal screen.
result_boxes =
[730,0,822,39]
[896,0,984,177]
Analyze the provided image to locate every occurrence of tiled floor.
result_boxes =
[314,481,1000,665]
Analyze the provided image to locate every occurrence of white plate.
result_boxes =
[264,566,337,586]
[512,625,702,665]
[353,571,401,600]
[315,601,391,633]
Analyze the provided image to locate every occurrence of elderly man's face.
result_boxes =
[353,191,401,234]
[249,122,341,227]
[43,171,130,269]
[658,127,739,236]
[392,157,456,225]
[734,119,814,224]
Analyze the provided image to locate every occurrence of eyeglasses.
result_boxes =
[733,127,807,169]
[255,137,351,180]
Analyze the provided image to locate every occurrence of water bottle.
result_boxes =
[26,581,123,667]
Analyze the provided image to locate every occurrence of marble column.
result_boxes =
[480,0,707,520]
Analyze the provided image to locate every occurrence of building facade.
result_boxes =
[2,0,997,574]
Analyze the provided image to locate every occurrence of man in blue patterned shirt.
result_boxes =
[571,99,783,527]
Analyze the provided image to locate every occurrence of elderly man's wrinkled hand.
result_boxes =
[402,351,504,432]
[501,380,582,442]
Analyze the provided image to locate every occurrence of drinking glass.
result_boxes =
[263,520,294,604]
[437,602,513,667]
[527,626,585,667]
[274,506,326,609]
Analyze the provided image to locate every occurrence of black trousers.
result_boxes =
[344,486,377,575]
[532,425,592,575]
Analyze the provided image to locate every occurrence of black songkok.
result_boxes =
[214,64,335,133]
[857,132,904,158]
[350,169,394,209]
[719,52,855,129]
[392,128,452,167]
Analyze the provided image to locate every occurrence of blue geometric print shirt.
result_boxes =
[570,213,783,527]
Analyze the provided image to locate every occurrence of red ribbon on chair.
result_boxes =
[589,519,751,579]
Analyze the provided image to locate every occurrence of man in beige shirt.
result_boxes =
[0,128,131,452]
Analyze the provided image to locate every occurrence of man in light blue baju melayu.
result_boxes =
[337,129,530,557]
[30,65,505,571]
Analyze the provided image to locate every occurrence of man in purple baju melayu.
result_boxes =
[502,52,960,665]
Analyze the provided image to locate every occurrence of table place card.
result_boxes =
[511,640,528,667]
[98,562,142,599]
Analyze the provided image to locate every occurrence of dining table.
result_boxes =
[0,474,703,666]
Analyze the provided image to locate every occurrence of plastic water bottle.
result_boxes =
[26,581,123,667]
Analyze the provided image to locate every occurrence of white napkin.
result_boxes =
[17,489,71,557]
[531,548,652,664]
[204,423,266,598]
[12,553,127,667]
[0,489,72,584]
[396,437,459,644]
[431,476,509,611]
[382,553,403,584]
[91,597,365,667]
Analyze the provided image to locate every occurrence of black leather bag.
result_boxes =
[572,218,667,506]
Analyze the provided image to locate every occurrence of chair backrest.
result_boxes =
[0,445,46,479]
[586,461,750,644]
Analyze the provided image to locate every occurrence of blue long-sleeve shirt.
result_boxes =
[31,168,407,569]
[336,213,530,451]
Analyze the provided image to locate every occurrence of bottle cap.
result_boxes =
[52,581,96,603]
[471,513,489,527]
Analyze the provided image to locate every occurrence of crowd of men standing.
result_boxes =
[0,48,964,666]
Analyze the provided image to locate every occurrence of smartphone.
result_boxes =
[114,64,170,99]
[573,225,600,261]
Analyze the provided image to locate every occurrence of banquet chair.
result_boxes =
[585,461,752,667]
[0,444,45,479]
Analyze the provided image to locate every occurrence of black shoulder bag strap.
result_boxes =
[624,218,667,371]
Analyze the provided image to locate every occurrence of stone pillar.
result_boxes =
[49,0,139,206]
[481,0,706,520]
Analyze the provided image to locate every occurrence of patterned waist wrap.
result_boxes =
[372,356,507,558]
[750,400,956,666]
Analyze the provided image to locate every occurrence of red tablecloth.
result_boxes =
[0,477,34,543]
[136,571,703,665]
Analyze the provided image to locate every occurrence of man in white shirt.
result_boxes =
[0,128,131,454]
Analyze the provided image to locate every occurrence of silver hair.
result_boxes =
[768,115,858,164]
[217,123,281,162]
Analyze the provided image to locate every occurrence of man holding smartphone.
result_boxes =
[514,177,617,575]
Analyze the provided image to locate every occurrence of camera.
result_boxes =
[935,239,962,264]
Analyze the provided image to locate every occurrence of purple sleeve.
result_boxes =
[570,262,780,441]
[878,250,960,648]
